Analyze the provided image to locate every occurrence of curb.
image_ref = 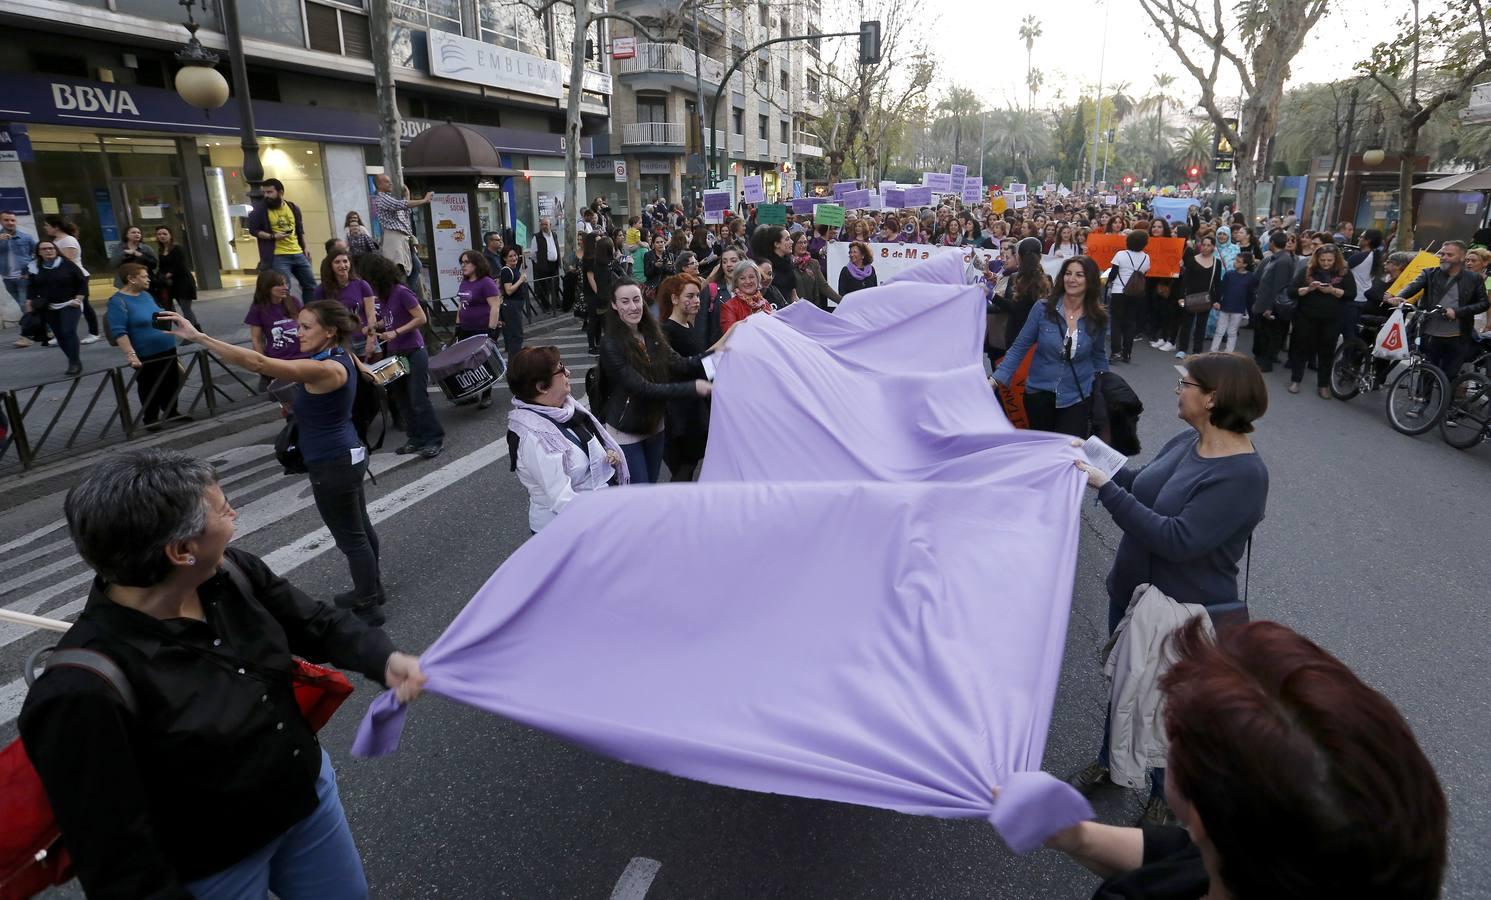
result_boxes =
[0,402,284,505]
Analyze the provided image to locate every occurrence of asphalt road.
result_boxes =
[1,318,1487,899]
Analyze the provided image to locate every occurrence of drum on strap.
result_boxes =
[368,355,410,387]
[428,335,503,401]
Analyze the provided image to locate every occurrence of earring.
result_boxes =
[186,555,197,566]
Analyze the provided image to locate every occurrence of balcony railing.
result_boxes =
[622,121,686,146]
[617,42,726,86]
[794,130,822,149]
[753,137,770,158]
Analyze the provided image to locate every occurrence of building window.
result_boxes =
[758,2,769,25]
[733,107,745,134]
[780,121,789,144]
[757,59,769,85]
[808,31,821,56]
[806,72,820,100]
[758,114,768,140]
[637,95,667,123]
[478,0,546,56]
[779,67,789,93]
[392,0,462,35]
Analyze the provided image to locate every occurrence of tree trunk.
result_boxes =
[1398,122,1418,248]
[563,3,589,260]
[368,0,402,188]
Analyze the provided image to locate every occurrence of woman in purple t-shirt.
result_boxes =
[454,249,502,408]
[243,271,302,389]
[314,249,378,359]
[361,253,446,459]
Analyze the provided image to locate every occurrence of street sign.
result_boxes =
[614,160,627,182]
[612,37,636,60]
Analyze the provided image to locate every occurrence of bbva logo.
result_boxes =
[51,83,140,116]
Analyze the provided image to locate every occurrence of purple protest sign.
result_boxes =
[903,185,933,207]
[884,188,906,209]
[832,180,860,201]
[703,190,731,214]
[951,174,966,193]
[923,172,953,192]
[950,164,968,178]
[842,189,872,209]
[791,197,828,215]
[962,181,982,204]
[743,175,766,205]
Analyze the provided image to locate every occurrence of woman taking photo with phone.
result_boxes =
[109,261,187,430]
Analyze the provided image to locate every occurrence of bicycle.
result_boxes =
[1439,348,1491,449]
[1379,304,1451,436]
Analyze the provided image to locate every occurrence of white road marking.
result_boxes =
[0,520,66,556]
[609,858,662,900]
[0,441,503,728]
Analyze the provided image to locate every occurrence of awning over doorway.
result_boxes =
[404,122,517,177]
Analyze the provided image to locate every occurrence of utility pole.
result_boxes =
[1331,87,1360,226]
[691,2,706,202]
[368,0,403,189]
[1087,0,1110,191]
[220,0,262,200]
[562,0,590,259]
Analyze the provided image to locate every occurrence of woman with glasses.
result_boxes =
[506,346,627,532]
[1067,352,1270,827]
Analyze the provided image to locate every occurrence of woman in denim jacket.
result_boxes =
[994,255,1110,437]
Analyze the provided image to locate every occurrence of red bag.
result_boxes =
[291,659,353,732]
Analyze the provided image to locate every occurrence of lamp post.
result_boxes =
[175,0,263,201]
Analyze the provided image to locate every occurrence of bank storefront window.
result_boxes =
[202,137,332,274]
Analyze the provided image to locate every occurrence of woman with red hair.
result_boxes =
[1034,619,1446,900]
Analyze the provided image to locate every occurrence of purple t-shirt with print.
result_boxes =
[457,276,500,332]
[384,284,424,353]
[313,279,376,324]
[242,303,302,360]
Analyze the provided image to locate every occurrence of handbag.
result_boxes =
[0,558,353,899]
[1183,259,1218,313]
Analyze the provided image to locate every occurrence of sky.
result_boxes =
[821,0,1408,118]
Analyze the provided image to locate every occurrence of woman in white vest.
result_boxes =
[1342,229,1384,341]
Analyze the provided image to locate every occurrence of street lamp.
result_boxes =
[173,0,228,109]
[1362,149,1387,167]
[174,0,263,200]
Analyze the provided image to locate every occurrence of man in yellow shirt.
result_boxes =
[246,178,316,298]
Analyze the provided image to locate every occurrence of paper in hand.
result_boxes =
[1082,435,1128,481]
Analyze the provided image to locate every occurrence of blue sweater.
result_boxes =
[1218,270,1257,314]
[993,300,1109,408]
[1097,431,1268,624]
[106,290,176,357]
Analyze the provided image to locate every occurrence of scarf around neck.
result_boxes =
[514,394,577,424]
[847,260,874,281]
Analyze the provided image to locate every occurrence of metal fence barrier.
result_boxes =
[0,348,264,475]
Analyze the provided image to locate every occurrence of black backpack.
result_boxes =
[273,369,388,476]
[584,361,611,425]
[273,416,308,475]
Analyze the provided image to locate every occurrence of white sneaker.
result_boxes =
[1158,341,1173,351]
[1149,339,1162,348]
[80,334,100,345]
[1175,350,1187,359]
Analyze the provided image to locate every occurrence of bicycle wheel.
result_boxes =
[1329,341,1366,400]
[1440,371,1491,449]
[1385,362,1450,435]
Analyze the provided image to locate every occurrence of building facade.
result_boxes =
[608,0,824,212]
[0,0,612,294]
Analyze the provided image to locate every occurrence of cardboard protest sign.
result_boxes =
[961,181,982,204]
[758,203,788,226]
[1084,233,1128,272]
[923,172,953,192]
[950,164,968,178]
[1145,237,1187,279]
[903,186,933,207]
[791,198,826,215]
[814,204,846,227]
[951,174,966,193]
[703,190,731,214]
[1388,251,1440,300]
[884,188,907,209]
[832,180,860,201]
[743,176,766,205]
[990,191,1007,214]
[842,189,873,209]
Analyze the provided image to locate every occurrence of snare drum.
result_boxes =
[428,335,503,401]
[368,355,410,387]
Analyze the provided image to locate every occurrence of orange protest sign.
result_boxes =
[1084,233,1127,272]
[1145,237,1187,278]
[1388,251,1438,301]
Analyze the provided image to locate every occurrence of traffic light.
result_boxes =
[1187,166,1200,179]
[859,20,881,65]
[1123,175,1134,186]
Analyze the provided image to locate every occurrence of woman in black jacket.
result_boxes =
[749,224,799,304]
[27,239,89,375]
[643,233,672,296]
[1172,235,1223,358]
[153,225,199,327]
[599,279,719,484]
[991,237,1049,359]
[1288,243,1356,398]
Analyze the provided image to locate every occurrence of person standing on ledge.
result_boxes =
[371,174,433,285]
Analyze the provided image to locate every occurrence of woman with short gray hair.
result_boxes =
[718,258,775,331]
[19,447,426,899]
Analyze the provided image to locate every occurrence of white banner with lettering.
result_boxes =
[430,192,472,299]
[824,242,1065,299]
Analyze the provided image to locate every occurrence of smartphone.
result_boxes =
[151,311,174,331]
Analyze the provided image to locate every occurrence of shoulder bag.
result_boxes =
[1183,259,1217,313]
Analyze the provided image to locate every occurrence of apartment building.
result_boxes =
[0,0,611,290]
[608,0,825,210]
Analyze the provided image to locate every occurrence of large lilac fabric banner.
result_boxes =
[353,254,1094,853]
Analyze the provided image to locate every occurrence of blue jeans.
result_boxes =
[396,346,445,449]
[271,253,318,300]
[183,750,368,900]
[620,431,665,484]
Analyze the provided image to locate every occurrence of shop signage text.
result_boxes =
[50,83,140,116]
[428,30,563,99]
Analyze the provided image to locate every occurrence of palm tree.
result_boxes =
[1174,123,1213,178]
[1139,73,1180,155]
[934,86,984,162]
[1027,68,1045,108]
[1018,15,1042,112]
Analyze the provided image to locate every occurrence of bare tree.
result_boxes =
[1138,0,1328,217]
[1358,0,1491,247]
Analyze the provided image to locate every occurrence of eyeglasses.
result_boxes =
[552,365,570,377]
[1176,378,1204,391]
